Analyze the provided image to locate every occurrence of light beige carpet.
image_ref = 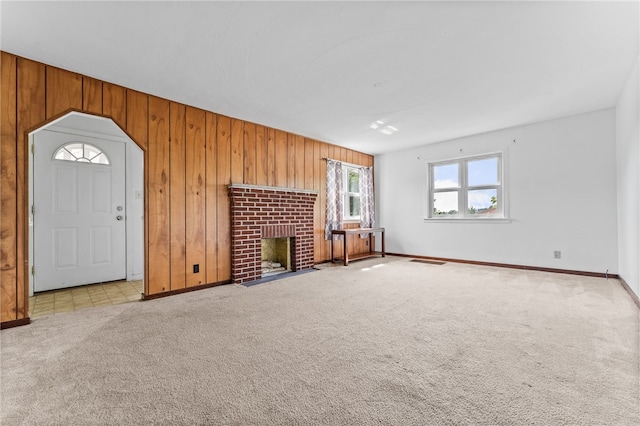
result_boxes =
[1,256,638,425]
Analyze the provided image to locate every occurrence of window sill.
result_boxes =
[342,219,361,224]
[424,217,511,224]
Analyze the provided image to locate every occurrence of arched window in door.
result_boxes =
[53,143,110,165]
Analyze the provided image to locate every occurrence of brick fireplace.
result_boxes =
[229,184,318,284]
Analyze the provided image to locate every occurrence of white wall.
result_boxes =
[375,109,618,274]
[616,57,640,298]
[126,142,145,281]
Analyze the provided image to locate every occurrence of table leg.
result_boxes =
[343,233,348,266]
[381,230,385,257]
[331,234,334,263]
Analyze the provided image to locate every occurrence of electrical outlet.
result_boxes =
[193,264,199,273]
[554,251,561,259]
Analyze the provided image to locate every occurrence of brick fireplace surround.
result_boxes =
[229,184,318,284]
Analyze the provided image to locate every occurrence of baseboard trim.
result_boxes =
[1,317,31,330]
[617,276,640,309]
[388,253,619,279]
[142,280,232,301]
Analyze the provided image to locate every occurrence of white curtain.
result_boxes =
[325,160,343,240]
[359,166,375,237]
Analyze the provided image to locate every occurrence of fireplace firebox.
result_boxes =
[261,237,293,276]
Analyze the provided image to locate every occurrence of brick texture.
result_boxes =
[229,186,318,284]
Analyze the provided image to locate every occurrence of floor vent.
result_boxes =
[410,259,446,265]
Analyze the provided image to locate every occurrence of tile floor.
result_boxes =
[29,280,143,319]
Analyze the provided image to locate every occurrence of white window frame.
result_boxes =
[427,152,506,220]
[343,165,361,221]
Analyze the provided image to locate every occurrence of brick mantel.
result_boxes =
[229,184,318,284]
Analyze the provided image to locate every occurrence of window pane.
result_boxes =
[65,143,84,158]
[92,153,109,164]
[349,195,360,217]
[347,170,359,193]
[467,157,498,186]
[433,163,459,189]
[54,149,76,161]
[467,188,498,216]
[84,144,102,160]
[433,191,458,216]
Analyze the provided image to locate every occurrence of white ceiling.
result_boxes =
[2,1,638,155]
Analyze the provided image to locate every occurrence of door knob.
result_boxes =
[116,215,124,221]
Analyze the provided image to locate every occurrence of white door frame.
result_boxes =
[28,112,144,296]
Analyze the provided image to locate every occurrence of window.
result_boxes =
[428,153,503,219]
[344,166,360,220]
[54,143,110,164]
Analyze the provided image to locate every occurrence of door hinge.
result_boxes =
[31,205,35,215]
[31,266,35,276]
[31,144,34,154]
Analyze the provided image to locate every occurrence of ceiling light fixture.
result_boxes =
[370,120,399,135]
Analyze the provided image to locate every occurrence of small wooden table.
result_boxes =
[331,227,385,266]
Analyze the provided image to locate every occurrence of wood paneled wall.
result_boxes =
[0,52,374,324]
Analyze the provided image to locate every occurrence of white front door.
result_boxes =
[33,130,126,292]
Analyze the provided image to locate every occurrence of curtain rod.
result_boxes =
[322,157,371,169]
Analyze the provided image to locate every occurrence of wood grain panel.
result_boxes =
[287,133,296,188]
[346,149,354,164]
[103,83,126,129]
[205,112,218,284]
[230,118,244,184]
[304,139,314,190]
[267,128,276,186]
[275,130,287,187]
[17,57,45,318]
[185,107,206,287]
[216,115,232,281]
[255,125,267,186]
[243,122,256,185]
[169,102,186,290]
[82,77,102,115]
[126,90,148,150]
[329,145,338,164]
[147,96,171,294]
[45,66,82,118]
[1,52,17,322]
[353,151,362,167]
[295,135,305,189]
[365,152,374,167]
